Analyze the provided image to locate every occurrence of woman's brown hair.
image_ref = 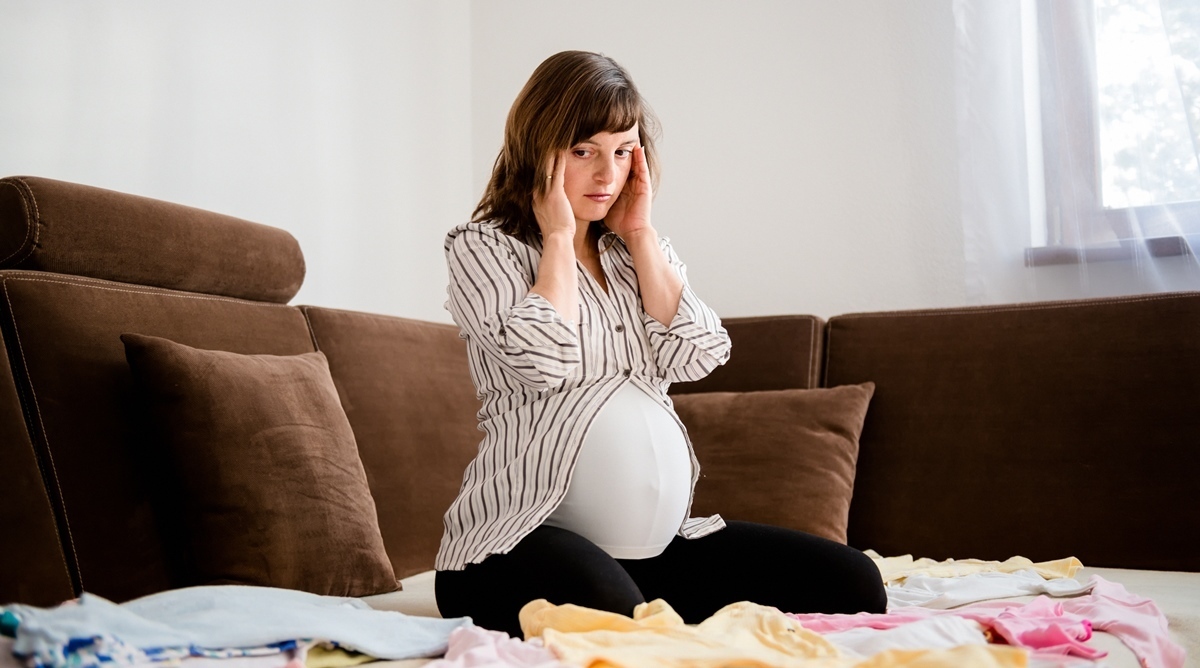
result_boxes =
[472,50,660,241]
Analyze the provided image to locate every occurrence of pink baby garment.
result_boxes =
[1058,577,1185,668]
[789,596,1101,659]
[424,626,565,668]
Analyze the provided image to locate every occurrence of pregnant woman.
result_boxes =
[434,50,886,637]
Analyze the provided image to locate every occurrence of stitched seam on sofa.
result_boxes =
[822,320,832,388]
[830,292,1200,321]
[722,314,815,325]
[1,278,80,592]
[300,306,322,352]
[301,304,459,332]
[2,272,219,291]
[0,178,40,266]
[4,276,297,308]
[807,317,820,389]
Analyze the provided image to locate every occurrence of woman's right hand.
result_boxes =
[532,151,575,239]
[528,150,580,324]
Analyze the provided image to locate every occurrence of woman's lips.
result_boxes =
[585,194,611,202]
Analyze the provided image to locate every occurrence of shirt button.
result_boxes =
[614,324,625,332]
[623,368,631,377]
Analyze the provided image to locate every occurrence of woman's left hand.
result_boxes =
[605,145,653,239]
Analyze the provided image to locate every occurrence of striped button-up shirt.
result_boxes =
[435,221,732,571]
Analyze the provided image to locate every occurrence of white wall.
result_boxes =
[2,1,966,323]
[0,0,474,322]
[471,0,965,319]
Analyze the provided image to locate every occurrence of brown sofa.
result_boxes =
[2,176,1197,663]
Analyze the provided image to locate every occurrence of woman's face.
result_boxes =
[561,125,640,226]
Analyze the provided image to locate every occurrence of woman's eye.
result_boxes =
[615,149,631,158]
[572,149,591,158]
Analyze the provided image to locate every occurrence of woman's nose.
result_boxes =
[594,157,615,183]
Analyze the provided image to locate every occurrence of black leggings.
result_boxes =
[435,521,887,637]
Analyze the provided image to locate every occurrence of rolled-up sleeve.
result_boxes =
[446,227,581,389]
[641,237,732,383]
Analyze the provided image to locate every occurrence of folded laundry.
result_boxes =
[866,551,1084,584]
[3,632,306,668]
[885,569,1094,609]
[2,586,469,668]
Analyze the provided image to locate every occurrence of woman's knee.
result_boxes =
[834,544,888,614]
[513,526,646,613]
[436,526,646,635]
[707,521,887,615]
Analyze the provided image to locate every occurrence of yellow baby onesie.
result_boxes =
[521,599,838,667]
[865,550,1083,583]
[519,599,1027,668]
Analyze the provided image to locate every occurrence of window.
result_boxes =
[1027,0,1200,265]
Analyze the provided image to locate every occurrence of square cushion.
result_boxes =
[0,271,320,602]
[674,383,875,544]
[122,333,398,597]
[301,308,481,578]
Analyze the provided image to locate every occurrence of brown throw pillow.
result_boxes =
[673,383,875,544]
[121,333,398,596]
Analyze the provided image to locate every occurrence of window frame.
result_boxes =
[1025,0,1200,266]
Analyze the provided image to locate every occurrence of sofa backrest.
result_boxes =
[0,176,314,603]
[671,314,825,393]
[826,293,1200,571]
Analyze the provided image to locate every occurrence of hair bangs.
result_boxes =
[571,82,642,145]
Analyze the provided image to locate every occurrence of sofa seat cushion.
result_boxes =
[1075,566,1200,667]
[673,384,876,544]
[363,570,440,619]
[122,333,398,597]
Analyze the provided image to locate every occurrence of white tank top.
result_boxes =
[543,383,693,559]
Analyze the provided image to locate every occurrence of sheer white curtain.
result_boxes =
[955,0,1200,305]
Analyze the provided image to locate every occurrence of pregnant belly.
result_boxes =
[544,383,693,559]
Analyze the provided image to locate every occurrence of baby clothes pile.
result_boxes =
[492,553,1184,668]
[790,552,1185,668]
[2,554,1186,668]
[0,586,468,668]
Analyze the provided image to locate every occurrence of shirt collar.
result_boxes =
[597,226,621,254]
